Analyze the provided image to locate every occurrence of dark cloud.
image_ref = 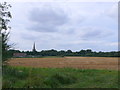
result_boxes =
[28,7,69,32]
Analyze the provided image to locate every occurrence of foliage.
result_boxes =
[9,49,120,57]
[0,2,12,31]
[2,32,11,62]
[44,72,76,88]
[2,66,118,88]
[0,2,12,62]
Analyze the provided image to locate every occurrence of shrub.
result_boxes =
[44,73,77,88]
[3,66,29,79]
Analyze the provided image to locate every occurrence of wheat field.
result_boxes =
[7,57,118,70]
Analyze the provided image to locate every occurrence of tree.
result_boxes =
[86,49,92,53]
[79,50,86,56]
[66,50,72,53]
[0,2,12,62]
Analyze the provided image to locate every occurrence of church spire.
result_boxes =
[32,42,37,52]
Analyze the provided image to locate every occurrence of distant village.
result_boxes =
[13,42,38,57]
[12,42,120,58]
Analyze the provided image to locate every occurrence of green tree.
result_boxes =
[0,2,12,62]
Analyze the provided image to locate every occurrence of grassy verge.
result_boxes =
[2,66,118,88]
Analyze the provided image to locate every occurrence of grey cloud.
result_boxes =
[21,33,38,40]
[107,4,117,19]
[79,26,115,40]
[77,27,103,40]
[28,7,69,32]
[82,30,102,39]
[29,24,57,32]
[58,41,99,51]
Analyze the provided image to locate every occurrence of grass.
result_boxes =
[2,66,119,88]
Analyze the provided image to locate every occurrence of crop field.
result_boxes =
[7,57,118,70]
[3,57,119,88]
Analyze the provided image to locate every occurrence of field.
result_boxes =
[3,57,119,88]
[3,66,118,88]
[7,57,118,70]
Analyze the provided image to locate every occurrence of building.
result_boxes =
[32,42,37,53]
[13,42,37,57]
[13,53,27,57]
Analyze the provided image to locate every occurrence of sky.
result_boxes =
[8,1,118,52]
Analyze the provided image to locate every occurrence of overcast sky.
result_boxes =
[9,2,118,52]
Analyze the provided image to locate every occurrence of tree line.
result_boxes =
[8,49,120,57]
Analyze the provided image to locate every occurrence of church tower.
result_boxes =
[32,42,37,52]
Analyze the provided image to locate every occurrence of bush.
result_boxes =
[23,76,45,88]
[3,66,29,79]
[44,73,77,88]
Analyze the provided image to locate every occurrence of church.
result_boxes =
[32,42,37,53]
[13,42,37,57]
